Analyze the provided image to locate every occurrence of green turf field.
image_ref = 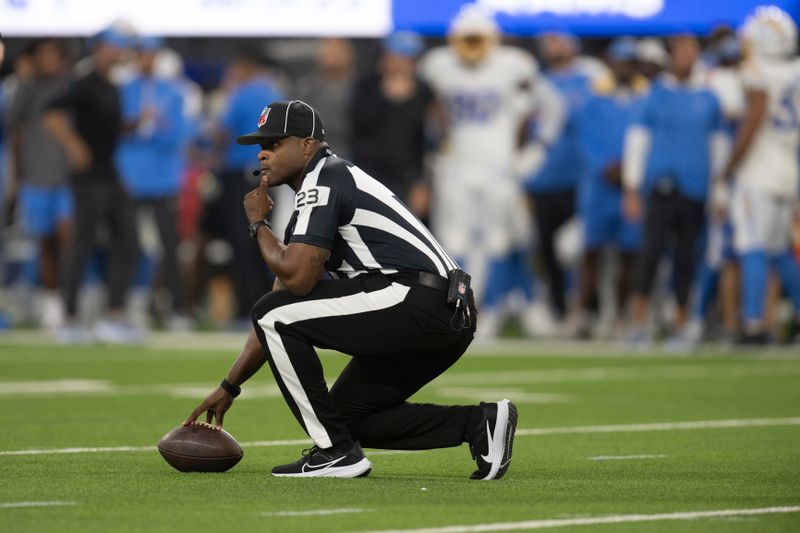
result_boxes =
[1,334,799,532]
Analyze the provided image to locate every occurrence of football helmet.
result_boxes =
[740,5,798,58]
[447,5,500,65]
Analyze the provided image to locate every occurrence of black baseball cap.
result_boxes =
[236,100,325,145]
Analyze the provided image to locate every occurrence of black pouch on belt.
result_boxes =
[446,269,472,331]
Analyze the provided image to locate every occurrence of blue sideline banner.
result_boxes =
[394,0,800,36]
[0,0,796,36]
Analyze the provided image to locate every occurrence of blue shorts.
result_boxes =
[582,206,641,251]
[18,185,74,237]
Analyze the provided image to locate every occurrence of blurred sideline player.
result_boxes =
[622,35,728,351]
[573,37,647,339]
[5,39,72,330]
[419,6,563,338]
[117,36,190,331]
[524,32,596,323]
[714,5,800,343]
[636,38,668,80]
[688,32,746,343]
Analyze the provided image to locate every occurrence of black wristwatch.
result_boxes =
[220,378,241,398]
[248,219,272,239]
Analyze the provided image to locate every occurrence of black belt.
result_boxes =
[416,271,448,292]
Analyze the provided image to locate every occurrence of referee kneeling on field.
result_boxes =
[185,100,516,480]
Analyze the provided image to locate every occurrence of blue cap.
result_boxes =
[136,36,164,51]
[92,27,133,49]
[608,37,638,62]
[383,31,424,57]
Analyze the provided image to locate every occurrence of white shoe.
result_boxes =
[127,289,151,330]
[521,300,557,338]
[665,327,697,354]
[475,309,502,340]
[41,292,65,330]
[167,314,194,332]
[56,324,93,344]
[684,319,704,345]
[94,319,145,345]
[623,326,653,353]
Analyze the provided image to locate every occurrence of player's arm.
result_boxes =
[243,185,329,297]
[517,78,566,179]
[254,234,330,297]
[42,109,92,172]
[720,89,767,178]
[184,328,265,428]
[621,124,651,222]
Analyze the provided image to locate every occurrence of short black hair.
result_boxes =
[24,38,68,58]
[232,45,269,67]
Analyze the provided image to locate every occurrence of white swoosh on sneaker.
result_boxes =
[481,420,499,465]
[302,455,347,473]
[480,400,510,480]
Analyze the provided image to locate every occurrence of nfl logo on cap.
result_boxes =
[257,106,270,128]
[458,282,466,295]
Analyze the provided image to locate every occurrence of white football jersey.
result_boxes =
[705,66,746,123]
[418,45,538,165]
[736,57,800,198]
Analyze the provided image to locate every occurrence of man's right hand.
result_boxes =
[710,178,730,222]
[622,189,643,222]
[243,185,274,224]
[183,387,234,430]
[604,162,622,187]
[67,139,92,172]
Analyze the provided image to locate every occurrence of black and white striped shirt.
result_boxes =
[284,148,459,278]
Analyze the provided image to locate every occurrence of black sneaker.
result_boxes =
[271,441,372,478]
[468,399,517,480]
[736,330,770,345]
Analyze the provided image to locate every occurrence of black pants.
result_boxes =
[634,189,706,307]
[202,169,274,319]
[136,197,185,312]
[64,177,139,317]
[251,272,478,451]
[530,190,575,318]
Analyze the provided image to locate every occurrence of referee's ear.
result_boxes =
[302,138,322,155]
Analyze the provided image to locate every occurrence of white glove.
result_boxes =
[514,142,546,182]
[709,179,731,220]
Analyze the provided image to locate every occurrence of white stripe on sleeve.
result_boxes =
[351,209,448,276]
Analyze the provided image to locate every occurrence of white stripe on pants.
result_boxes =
[256,282,411,448]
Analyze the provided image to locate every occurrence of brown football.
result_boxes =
[158,422,243,472]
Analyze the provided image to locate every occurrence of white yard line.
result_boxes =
[350,506,800,533]
[0,445,157,456]
[2,417,799,457]
[0,501,76,509]
[0,380,281,400]
[0,380,114,395]
[367,450,416,456]
[434,362,800,386]
[516,417,800,436]
[6,361,798,399]
[434,387,574,404]
[261,508,370,517]
[589,454,667,461]
[232,439,315,448]
[4,331,800,358]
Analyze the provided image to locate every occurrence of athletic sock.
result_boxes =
[740,251,769,325]
[482,256,512,309]
[771,251,800,314]
[694,264,719,320]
